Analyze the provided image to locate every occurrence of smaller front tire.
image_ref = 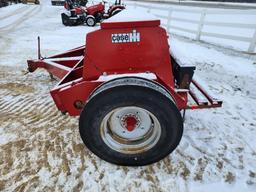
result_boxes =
[85,15,96,27]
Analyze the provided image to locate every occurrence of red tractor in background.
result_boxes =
[61,0,125,26]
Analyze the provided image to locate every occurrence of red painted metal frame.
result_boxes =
[27,20,222,116]
[187,80,222,110]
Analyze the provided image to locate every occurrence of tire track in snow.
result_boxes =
[0,5,41,34]
[0,70,67,131]
[0,5,28,20]
[0,92,70,131]
[0,67,82,191]
[0,5,42,61]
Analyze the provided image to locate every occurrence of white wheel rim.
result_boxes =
[100,106,161,154]
[87,18,94,26]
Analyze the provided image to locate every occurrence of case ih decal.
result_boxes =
[112,30,140,43]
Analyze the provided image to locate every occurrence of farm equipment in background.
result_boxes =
[53,0,88,6]
[0,0,9,7]
[21,0,40,4]
[51,0,65,6]
[27,11,222,166]
[0,0,23,7]
[61,0,125,26]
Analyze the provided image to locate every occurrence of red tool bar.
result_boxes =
[192,79,219,105]
[186,79,222,110]
[27,60,71,79]
[47,45,85,59]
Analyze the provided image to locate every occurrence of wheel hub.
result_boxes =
[87,18,94,25]
[108,107,152,140]
[120,113,140,132]
[100,106,161,154]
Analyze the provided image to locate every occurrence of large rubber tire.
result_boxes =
[79,78,183,166]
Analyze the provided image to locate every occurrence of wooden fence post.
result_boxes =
[196,9,206,41]
[248,29,256,53]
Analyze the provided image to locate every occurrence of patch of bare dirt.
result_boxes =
[0,82,34,94]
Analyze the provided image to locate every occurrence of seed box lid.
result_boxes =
[101,9,160,29]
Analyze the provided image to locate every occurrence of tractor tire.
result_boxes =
[79,77,183,166]
[110,9,122,17]
[61,13,79,26]
[95,12,103,23]
[85,15,96,27]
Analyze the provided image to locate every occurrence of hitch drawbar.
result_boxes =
[27,11,222,166]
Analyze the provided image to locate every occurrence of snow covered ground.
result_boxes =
[0,0,256,191]
[128,1,256,53]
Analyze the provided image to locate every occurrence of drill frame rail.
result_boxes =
[27,37,222,113]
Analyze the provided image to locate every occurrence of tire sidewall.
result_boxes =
[79,85,183,166]
[86,16,96,26]
[111,9,121,17]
